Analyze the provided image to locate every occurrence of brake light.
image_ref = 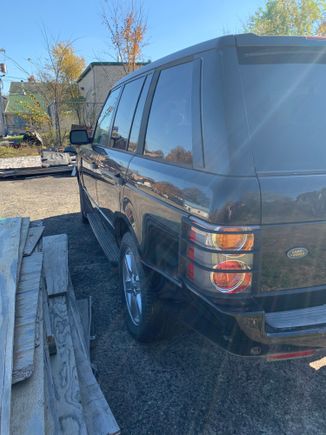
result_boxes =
[184,219,258,295]
[187,262,195,280]
[266,350,315,361]
[211,260,252,294]
[186,246,195,280]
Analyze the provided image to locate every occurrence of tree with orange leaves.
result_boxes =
[102,0,147,73]
[317,21,326,35]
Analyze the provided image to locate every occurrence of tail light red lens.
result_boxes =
[187,262,195,280]
[210,260,252,294]
[266,350,315,361]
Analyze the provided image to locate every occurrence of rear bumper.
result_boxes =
[176,282,326,358]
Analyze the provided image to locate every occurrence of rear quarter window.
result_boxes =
[144,62,194,166]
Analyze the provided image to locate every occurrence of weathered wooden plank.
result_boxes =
[10,290,45,435]
[17,218,30,275]
[43,285,57,356]
[43,234,68,297]
[49,295,88,435]
[23,226,44,256]
[30,220,44,228]
[68,281,120,435]
[12,252,43,384]
[42,151,70,166]
[0,217,22,435]
[43,284,60,435]
[77,298,91,359]
[0,156,42,170]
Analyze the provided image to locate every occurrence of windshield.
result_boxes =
[239,46,326,173]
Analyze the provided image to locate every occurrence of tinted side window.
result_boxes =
[128,73,152,152]
[144,62,193,166]
[111,77,145,151]
[93,88,120,146]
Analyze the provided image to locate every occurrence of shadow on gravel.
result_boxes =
[42,211,326,435]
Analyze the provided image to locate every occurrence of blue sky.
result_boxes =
[0,0,265,94]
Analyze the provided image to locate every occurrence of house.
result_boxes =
[0,95,7,136]
[4,82,48,135]
[77,62,148,127]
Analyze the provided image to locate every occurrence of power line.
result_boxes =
[2,75,27,81]
[0,50,30,77]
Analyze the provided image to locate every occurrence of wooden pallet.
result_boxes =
[0,217,120,435]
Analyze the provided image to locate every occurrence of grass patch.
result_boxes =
[5,135,24,142]
[0,145,40,158]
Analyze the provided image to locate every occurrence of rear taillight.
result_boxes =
[189,226,254,253]
[211,260,252,294]
[183,218,258,296]
[266,350,315,361]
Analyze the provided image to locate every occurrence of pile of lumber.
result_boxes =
[0,217,120,435]
[0,156,42,170]
[0,152,76,178]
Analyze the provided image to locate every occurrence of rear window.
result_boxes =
[239,46,326,173]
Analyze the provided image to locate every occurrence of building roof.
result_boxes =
[77,61,149,82]
[8,81,48,95]
[5,82,47,114]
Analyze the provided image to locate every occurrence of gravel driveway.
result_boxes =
[1,174,326,435]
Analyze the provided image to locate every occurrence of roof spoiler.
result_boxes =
[236,33,326,47]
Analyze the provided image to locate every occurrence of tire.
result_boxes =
[119,232,169,342]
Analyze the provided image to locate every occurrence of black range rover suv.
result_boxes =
[71,33,326,361]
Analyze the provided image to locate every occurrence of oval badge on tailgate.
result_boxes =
[286,247,308,259]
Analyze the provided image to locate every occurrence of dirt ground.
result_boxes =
[1,174,326,435]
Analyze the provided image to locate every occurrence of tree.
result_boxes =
[165,146,193,165]
[15,93,50,131]
[317,20,326,34]
[34,38,85,147]
[246,0,326,36]
[102,0,147,73]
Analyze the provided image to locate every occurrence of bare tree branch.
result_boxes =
[102,0,148,73]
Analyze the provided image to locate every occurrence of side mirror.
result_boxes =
[69,129,90,145]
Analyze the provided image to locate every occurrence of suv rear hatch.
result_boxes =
[238,39,326,298]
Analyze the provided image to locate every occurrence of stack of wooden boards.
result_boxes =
[0,152,76,179]
[0,156,42,170]
[0,217,120,435]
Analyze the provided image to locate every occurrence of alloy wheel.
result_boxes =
[122,248,143,325]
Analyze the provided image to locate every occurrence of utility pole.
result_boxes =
[0,48,7,137]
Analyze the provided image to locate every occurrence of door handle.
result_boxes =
[101,171,125,186]
[112,173,125,186]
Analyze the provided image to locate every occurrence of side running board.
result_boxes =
[87,212,119,265]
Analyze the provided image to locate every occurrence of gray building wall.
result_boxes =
[93,64,126,104]
[77,62,147,128]
[77,63,126,127]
